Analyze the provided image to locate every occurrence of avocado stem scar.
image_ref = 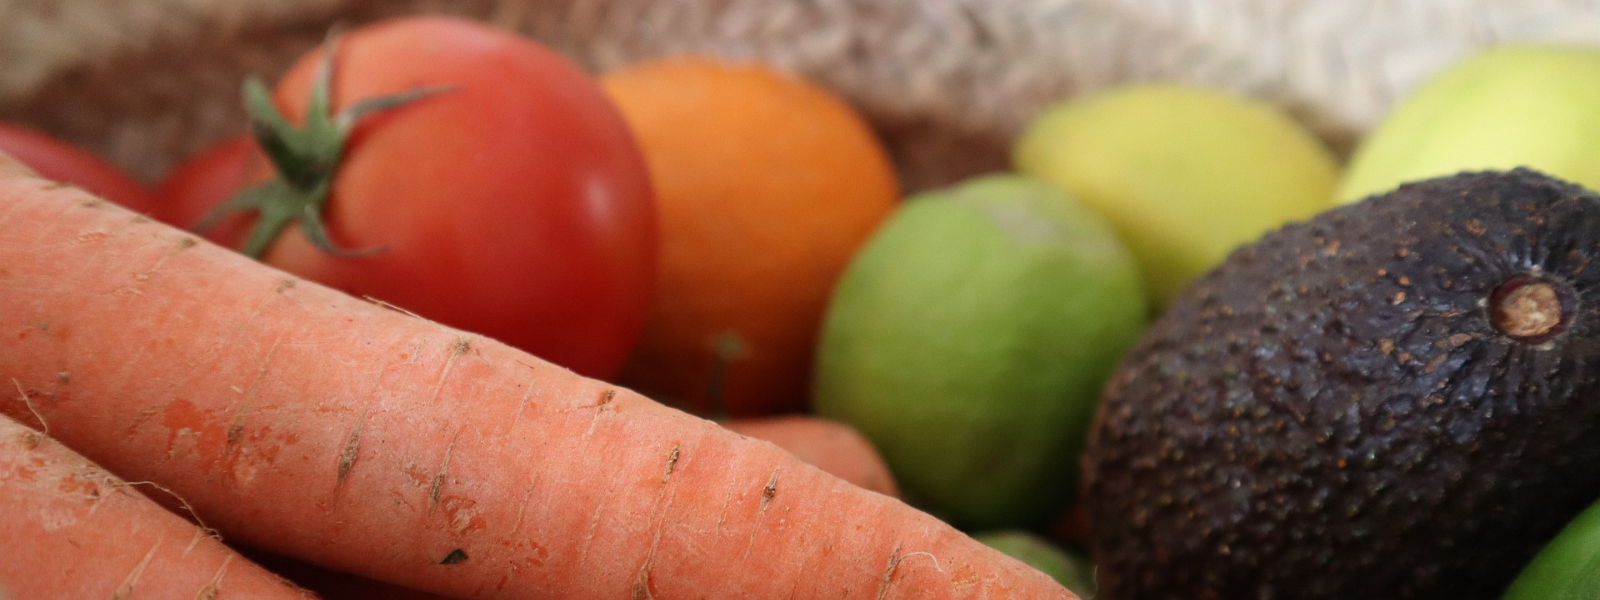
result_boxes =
[1491,275,1570,343]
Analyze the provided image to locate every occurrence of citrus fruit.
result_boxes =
[1337,45,1600,203]
[1504,495,1600,600]
[1014,83,1339,311]
[974,530,1097,597]
[812,174,1146,528]
[601,56,900,416]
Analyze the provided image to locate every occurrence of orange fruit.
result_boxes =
[601,56,900,417]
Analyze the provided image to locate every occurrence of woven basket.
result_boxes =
[7,0,1600,193]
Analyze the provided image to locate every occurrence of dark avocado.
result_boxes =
[1082,169,1600,600]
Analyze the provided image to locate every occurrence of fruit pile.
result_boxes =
[6,10,1600,600]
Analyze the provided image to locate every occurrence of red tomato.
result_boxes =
[160,16,658,380]
[154,134,262,247]
[0,122,154,213]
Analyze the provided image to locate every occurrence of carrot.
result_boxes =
[0,413,315,600]
[0,155,1071,599]
[723,416,900,498]
[240,550,452,600]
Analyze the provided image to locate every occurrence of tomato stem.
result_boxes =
[705,333,747,421]
[193,31,456,259]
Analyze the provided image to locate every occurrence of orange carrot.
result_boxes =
[0,155,1070,599]
[240,550,452,600]
[0,414,315,600]
[724,416,900,499]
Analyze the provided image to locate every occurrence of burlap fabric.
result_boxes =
[4,0,1600,191]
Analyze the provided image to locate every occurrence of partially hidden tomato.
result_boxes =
[0,122,154,213]
[156,16,657,380]
[156,134,262,247]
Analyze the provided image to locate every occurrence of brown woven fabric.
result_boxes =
[0,0,1013,188]
[4,0,1600,189]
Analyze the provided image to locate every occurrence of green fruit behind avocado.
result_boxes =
[1014,83,1338,310]
[1503,496,1600,600]
[974,530,1097,597]
[1083,169,1600,599]
[814,174,1147,529]
[1338,45,1600,203]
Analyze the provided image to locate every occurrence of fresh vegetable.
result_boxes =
[172,16,658,380]
[0,121,154,213]
[0,414,314,600]
[1083,169,1600,599]
[242,550,452,600]
[0,158,1072,599]
[814,175,1147,529]
[723,415,899,498]
[601,56,900,416]
[156,133,263,247]
[974,530,1097,597]
[1014,84,1338,311]
[1337,45,1600,202]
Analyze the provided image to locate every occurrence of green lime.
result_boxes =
[812,174,1146,528]
[1503,495,1600,600]
[974,530,1096,597]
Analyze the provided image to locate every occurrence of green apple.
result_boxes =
[812,174,1146,529]
[1338,45,1600,203]
[1014,83,1339,311]
[1502,496,1600,600]
[974,530,1096,597]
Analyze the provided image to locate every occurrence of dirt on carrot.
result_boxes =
[0,413,316,600]
[0,152,1072,599]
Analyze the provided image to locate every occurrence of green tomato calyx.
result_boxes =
[193,33,456,259]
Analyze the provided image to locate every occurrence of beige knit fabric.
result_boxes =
[5,0,1600,190]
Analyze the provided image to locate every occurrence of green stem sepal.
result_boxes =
[193,36,455,259]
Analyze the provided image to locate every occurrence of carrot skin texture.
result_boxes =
[724,416,901,499]
[0,414,315,600]
[239,550,454,600]
[0,159,1071,598]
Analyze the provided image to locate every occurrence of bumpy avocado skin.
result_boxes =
[1082,169,1600,599]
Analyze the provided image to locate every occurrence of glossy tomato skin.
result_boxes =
[154,134,261,248]
[262,16,656,379]
[0,122,154,213]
